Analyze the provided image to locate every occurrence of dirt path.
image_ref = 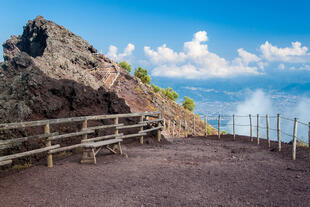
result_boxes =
[1,135,310,207]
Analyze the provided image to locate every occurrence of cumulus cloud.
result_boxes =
[260,41,310,62]
[107,43,135,62]
[144,31,263,79]
[236,48,260,64]
[289,64,310,71]
[144,44,186,64]
[278,63,285,70]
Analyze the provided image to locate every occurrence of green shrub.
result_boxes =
[182,96,195,112]
[151,84,161,93]
[134,67,151,85]
[119,61,131,72]
[161,87,179,101]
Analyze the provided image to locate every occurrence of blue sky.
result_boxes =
[1,0,310,92]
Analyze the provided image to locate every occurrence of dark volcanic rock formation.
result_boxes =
[1,16,130,123]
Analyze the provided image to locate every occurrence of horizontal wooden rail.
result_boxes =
[0,145,60,162]
[86,124,124,131]
[120,133,147,139]
[49,144,83,154]
[140,126,163,133]
[0,111,161,130]
[83,138,123,148]
[81,134,124,143]
[139,119,163,124]
[116,123,147,130]
[0,132,59,150]
[0,160,12,166]
[48,130,94,141]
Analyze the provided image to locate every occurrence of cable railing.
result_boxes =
[194,113,309,161]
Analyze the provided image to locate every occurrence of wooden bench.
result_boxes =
[81,138,123,164]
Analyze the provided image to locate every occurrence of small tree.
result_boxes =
[134,67,151,85]
[161,87,179,101]
[151,84,161,93]
[182,96,195,112]
[119,61,131,72]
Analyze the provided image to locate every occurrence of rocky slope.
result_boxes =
[0,16,215,136]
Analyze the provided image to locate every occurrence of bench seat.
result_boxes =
[81,138,123,164]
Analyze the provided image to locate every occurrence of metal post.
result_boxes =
[257,114,260,145]
[249,114,253,141]
[266,115,270,148]
[292,118,298,160]
[233,114,236,140]
[193,115,196,136]
[218,114,221,139]
[205,116,208,137]
[308,122,310,160]
[277,114,281,152]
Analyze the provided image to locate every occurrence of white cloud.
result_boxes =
[289,64,310,71]
[144,44,186,64]
[278,63,285,70]
[260,41,310,62]
[144,31,263,79]
[107,43,135,62]
[236,48,260,64]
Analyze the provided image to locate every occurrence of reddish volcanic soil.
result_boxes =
[0,135,310,207]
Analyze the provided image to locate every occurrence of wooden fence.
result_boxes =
[0,111,163,167]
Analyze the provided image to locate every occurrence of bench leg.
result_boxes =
[80,148,96,164]
[118,142,123,155]
[107,143,123,155]
[112,143,123,155]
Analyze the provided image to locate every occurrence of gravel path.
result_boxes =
[1,135,310,207]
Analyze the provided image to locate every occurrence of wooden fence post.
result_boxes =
[308,122,310,160]
[82,119,88,140]
[233,114,236,140]
[204,115,206,137]
[157,113,162,142]
[163,118,166,130]
[292,118,298,160]
[185,120,188,138]
[266,114,270,148]
[172,121,175,137]
[178,120,181,137]
[277,114,281,151]
[45,123,53,168]
[139,116,144,144]
[249,114,253,142]
[218,114,221,139]
[257,114,260,145]
[193,115,196,136]
[115,117,119,135]
[168,120,170,135]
